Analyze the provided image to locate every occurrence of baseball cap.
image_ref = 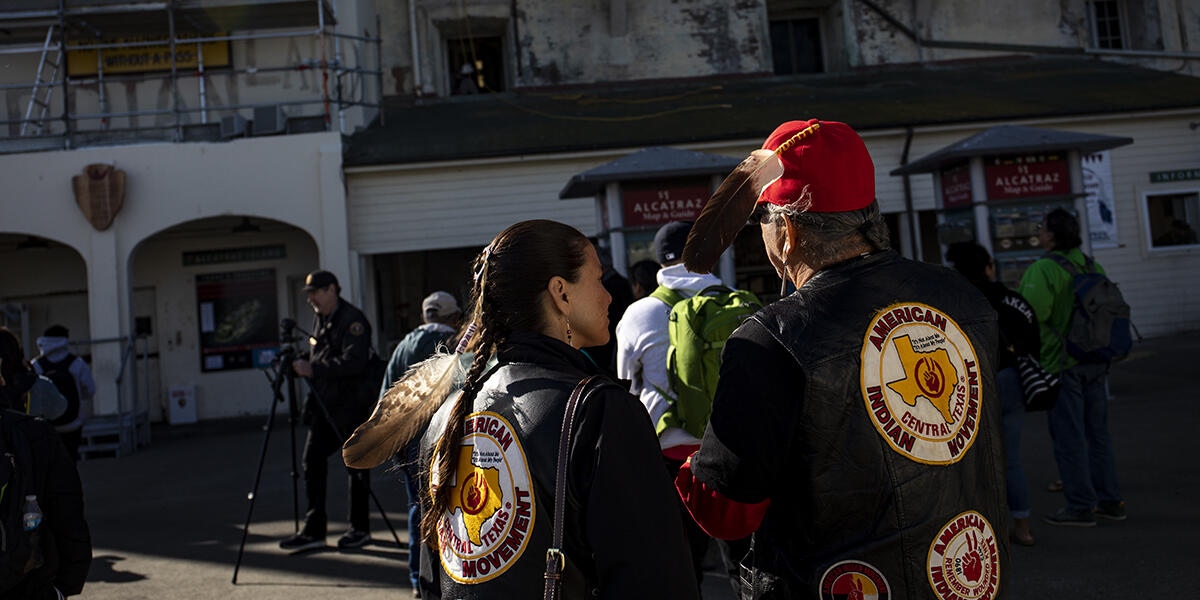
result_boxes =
[422,291,460,318]
[303,270,338,291]
[654,221,693,264]
[758,119,875,212]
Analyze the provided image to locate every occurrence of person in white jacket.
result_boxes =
[615,220,736,589]
[34,325,94,460]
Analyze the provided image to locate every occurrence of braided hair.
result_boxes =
[420,220,590,547]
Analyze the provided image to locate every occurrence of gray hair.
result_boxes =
[756,196,890,265]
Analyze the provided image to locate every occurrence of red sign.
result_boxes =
[985,155,1070,200]
[940,164,972,208]
[622,183,709,227]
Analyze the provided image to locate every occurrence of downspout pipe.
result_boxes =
[900,126,920,261]
[409,0,423,97]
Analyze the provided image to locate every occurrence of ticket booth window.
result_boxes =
[1145,191,1200,249]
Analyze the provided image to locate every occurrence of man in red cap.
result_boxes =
[675,120,1010,599]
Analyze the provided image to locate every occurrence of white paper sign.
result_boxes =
[200,302,215,333]
[1082,152,1118,248]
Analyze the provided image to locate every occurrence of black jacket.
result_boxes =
[691,251,1009,599]
[0,411,91,598]
[973,280,1040,371]
[305,298,373,435]
[418,332,699,599]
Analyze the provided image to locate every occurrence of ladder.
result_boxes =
[21,25,63,137]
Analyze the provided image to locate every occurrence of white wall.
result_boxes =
[347,110,1200,338]
[130,227,318,421]
[0,130,350,418]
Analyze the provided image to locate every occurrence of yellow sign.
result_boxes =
[67,34,230,76]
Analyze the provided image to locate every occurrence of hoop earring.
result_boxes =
[565,316,573,346]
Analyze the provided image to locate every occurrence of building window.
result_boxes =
[770,18,824,75]
[446,36,505,95]
[1145,190,1199,248]
[1088,0,1125,49]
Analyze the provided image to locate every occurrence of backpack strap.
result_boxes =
[649,285,684,308]
[696,285,733,297]
[1043,252,1079,276]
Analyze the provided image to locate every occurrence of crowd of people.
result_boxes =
[325,118,1130,600]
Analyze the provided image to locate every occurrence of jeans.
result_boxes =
[401,442,422,587]
[1047,362,1122,512]
[998,367,1030,519]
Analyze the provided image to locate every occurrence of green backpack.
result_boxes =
[649,284,762,439]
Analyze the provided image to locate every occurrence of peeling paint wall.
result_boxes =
[849,0,1199,76]
[376,0,770,94]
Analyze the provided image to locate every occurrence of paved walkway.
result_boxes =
[75,332,1200,598]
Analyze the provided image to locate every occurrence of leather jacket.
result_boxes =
[691,250,1009,599]
[305,298,373,434]
[417,332,699,600]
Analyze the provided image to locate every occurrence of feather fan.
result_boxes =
[342,352,467,469]
[683,123,820,274]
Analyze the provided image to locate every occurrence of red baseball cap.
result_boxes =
[757,119,876,212]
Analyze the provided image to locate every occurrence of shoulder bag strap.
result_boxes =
[544,374,602,600]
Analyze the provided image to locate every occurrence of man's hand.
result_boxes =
[292,359,313,377]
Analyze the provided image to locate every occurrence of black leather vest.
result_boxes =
[746,251,1009,600]
[417,334,609,600]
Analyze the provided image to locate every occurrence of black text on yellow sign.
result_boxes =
[67,35,231,76]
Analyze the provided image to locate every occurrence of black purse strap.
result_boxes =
[543,375,601,600]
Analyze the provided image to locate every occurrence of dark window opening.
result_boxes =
[770,18,823,75]
[1089,0,1124,49]
[446,36,505,94]
[1146,191,1200,248]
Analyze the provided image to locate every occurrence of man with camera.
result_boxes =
[280,270,374,552]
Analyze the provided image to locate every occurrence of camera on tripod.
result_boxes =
[275,318,303,366]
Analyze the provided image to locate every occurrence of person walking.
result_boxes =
[1018,208,1126,527]
[675,119,1009,599]
[280,270,375,552]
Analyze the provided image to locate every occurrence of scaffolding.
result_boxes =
[0,0,383,151]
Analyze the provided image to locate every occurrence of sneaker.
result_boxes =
[337,529,370,550]
[279,532,325,553]
[412,584,422,598]
[1043,507,1096,527]
[1095,500,1127,521]
[1047,479,1063,492]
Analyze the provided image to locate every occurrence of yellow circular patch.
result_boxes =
[859,302,982,465]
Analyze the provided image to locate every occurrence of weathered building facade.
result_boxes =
[350,0,1200,348]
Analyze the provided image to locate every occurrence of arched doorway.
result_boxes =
[128,216,320,423]
[0,233,90,371]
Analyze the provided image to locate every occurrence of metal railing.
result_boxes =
[0,0,383,147]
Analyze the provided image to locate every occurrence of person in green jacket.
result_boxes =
[1017,208,1125,528]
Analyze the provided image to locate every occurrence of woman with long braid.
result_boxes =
[344,220,698,599]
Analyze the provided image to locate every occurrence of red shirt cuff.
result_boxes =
[674,454,769,540]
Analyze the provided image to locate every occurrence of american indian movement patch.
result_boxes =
[433,411,535,583]
[819,559,891,600]
[926,510,1000,600]
[859,302,983,465]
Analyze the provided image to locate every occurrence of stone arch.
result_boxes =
[126,215,321,421]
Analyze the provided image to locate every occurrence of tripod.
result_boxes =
[232,340,405,583]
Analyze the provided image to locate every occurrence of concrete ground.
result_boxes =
[75,332,1200,598]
